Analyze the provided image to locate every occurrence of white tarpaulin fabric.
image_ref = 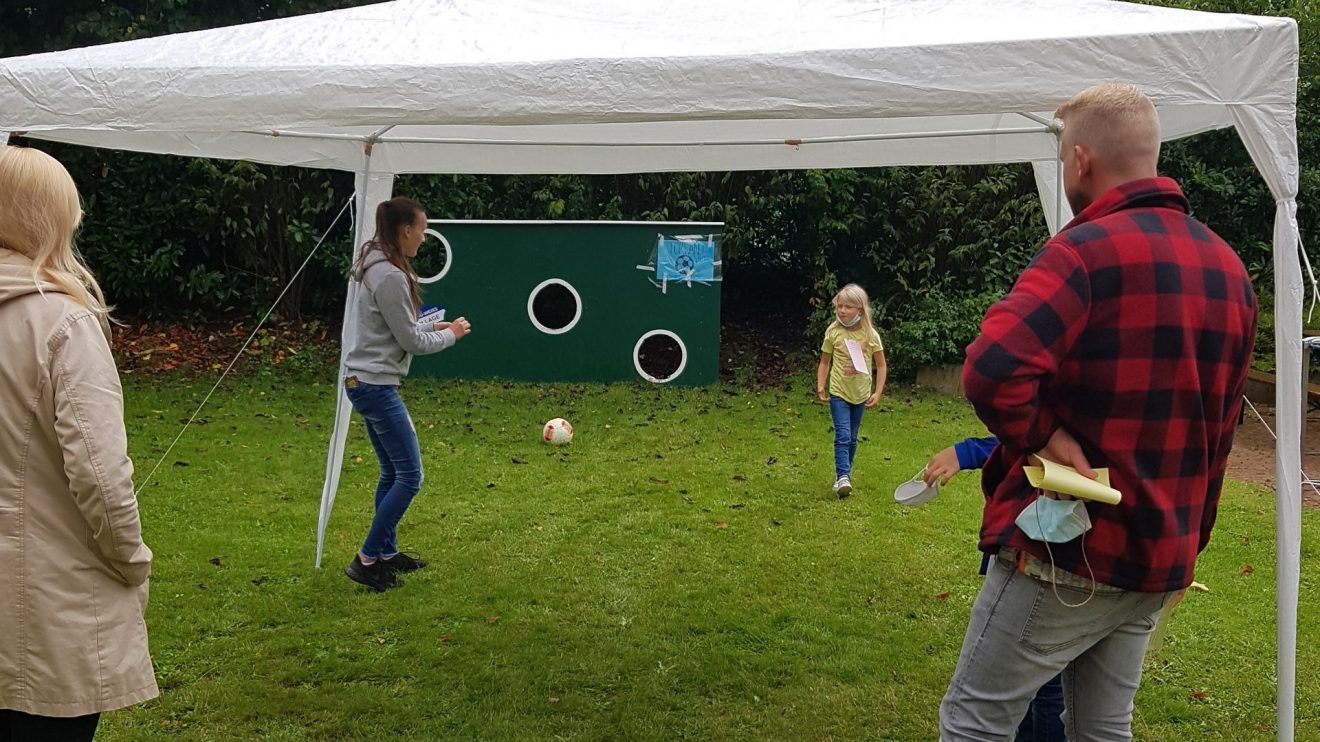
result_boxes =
[314,170,395,570]
[1229,102,1304,741]
[0,0,1295,173]
[0,1,1302,737]
[1031,160,1074,237]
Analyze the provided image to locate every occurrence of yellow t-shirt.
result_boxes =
[821,323,884,404]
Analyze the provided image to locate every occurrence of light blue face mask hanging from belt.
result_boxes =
[1015,495,1092,543]
[1015,494,1097,607]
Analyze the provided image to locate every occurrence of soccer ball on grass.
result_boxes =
[543,418,573,445]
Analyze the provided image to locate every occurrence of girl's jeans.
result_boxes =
[828,395,865,478]
[345,380,423,559]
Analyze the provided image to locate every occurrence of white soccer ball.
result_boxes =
[543,418,574,445]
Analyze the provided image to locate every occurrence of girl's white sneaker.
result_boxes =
[833,475,852,497]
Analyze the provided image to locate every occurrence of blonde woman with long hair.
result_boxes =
[0,146,158,739]
[815,283,888,497]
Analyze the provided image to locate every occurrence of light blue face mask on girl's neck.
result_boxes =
[838,312,862,328]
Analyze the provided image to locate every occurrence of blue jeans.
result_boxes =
[828,395,865,477]
[941,552,1170,741]
[1017,673,1065,741]
[345,381,423,559]
[978,554,1066,741]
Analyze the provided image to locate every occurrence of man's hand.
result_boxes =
[924,446,960,487]
[1038,427,1096,479]
[865,391,882,408]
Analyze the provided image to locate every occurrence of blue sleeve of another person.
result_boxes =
[954,436,999,470]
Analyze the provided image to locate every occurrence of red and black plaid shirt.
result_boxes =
[964,177,1258,593]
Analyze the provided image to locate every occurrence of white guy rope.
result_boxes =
[134,196,354,495]
[1241,394,1320,499]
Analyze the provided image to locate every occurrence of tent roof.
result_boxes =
[0,0,1296,173]
[0,0,1299,173]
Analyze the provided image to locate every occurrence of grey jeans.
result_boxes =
[940,550,1173,742]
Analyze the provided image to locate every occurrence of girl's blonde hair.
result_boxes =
[833,283,875,331]
[0,146,109,324]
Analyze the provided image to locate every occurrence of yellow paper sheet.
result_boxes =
[1144,588,1187,656]
[1022,456,1122,505]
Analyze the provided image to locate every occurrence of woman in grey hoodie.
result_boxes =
[342,197,470,591]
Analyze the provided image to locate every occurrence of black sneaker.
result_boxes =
[344,555,401,592]
[380,552,427,573]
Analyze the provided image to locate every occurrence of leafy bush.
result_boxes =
[1254,307,1277,372]
[55,148,356,321]
[881,293,1000,381]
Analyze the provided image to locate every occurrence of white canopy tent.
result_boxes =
[0,0,1302,736]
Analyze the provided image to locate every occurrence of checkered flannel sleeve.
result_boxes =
[963,241,1091,453]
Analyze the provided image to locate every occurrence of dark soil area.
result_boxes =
[717,272,813,386]
[1229,402,1320,507]
[111,319,338,377]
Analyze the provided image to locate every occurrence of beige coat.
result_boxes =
[0,248,158,716]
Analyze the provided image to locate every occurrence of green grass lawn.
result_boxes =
[99,374,1320,740]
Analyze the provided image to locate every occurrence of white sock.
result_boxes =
[359,554,377,565]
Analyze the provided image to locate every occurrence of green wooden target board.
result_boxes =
[410,221,723,386]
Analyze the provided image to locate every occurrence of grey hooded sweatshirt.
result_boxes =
[343,249,455,385]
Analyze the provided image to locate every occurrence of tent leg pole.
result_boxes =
[1272,199,1302,742]
[315,150,395,567]
[1031,159,1073,236]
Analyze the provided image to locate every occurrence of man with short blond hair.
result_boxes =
[1054,83,1161,177]
[940,83,1257,741]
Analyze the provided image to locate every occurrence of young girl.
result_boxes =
[342,197,471,591]
[816,283,887,496]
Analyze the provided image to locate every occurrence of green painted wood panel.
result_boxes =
[411,221,722,386]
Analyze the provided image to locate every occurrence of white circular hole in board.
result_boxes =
[527,278,583,335]
[633,329,687,384]
[417,229,452,284]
